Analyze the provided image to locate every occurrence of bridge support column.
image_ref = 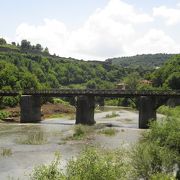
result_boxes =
[20,95,41,123]
[139,96,156,129]
[76,95,95,125]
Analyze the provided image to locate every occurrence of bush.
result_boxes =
[0,111,10,120]
[158,106,180,118]
[105,99,119,106]
[64,125,93,141]
[150,173,176,180]
[30,153,65,180]
[66,147,130,180]
[30,147,130,180]
[53,98,70,106]
[143,117,180,153]
[131,142,178,179]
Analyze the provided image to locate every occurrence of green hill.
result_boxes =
[106,54,175,69]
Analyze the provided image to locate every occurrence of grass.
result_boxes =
[105,111,119,118]
[64,125,93,141]
[98,128,118,136]
[48,113,67,118]
[1,148,12,157]
[47,113,75,120]
[68,114,75,120]
[17,131,47,145]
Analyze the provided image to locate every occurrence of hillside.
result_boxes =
[150,55,180,89]
[106,54,175,69]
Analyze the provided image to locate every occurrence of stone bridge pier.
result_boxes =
[20,95,41,123]
[139,96,156,129]
[76,95,96,125]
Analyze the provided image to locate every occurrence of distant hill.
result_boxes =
[105,54,176,69]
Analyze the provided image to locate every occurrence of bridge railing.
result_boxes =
[0,89,180,96]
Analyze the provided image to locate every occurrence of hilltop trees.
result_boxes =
[19,39,49,55]
[0,38,6,45]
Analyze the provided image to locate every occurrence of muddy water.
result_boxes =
[0,107,164,179]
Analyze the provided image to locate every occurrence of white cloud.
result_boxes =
[124,29,180,55]
[153,6,180,25]
[15,0,180,60]
[16,19,69,55]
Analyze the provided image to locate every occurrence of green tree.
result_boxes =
[165,72,180,90]
[20,39,31,51]
[123,72,141,89]
[43,47,49,55]
[19,72,40,89]
[0,38,6,45]
[35,44,43,52]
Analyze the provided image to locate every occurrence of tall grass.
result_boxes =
[65,125,93,141]
[98,128,118,136]
[18,131,47,145]
[1,148,12,157]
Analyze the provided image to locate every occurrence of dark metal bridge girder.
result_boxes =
[0,89,179,98]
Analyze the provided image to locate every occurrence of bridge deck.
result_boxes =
[0,89,180,97]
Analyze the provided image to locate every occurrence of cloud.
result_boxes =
[15,0,180,60]
[16,19,69,55]
[153,5,180,25]
[124,29,180,55]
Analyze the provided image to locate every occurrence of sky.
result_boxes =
[1,0,180,60]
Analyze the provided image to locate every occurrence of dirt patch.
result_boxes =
[42,103,75,118]
[3,103,75,122]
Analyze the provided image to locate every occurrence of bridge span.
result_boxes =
[1,89,180,129]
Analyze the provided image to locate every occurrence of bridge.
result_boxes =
[1,89,180,129]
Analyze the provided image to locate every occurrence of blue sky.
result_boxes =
[1,0,180,60]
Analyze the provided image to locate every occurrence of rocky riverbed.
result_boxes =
[0,107,164,179]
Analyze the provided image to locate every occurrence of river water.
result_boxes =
[0,107,164,179]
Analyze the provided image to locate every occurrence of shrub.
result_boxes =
[66,147,130,180]
[30,147,130,180]
[150,173,176,180]
[64,125,93,141]
[131,142,178,179]
[157,106,180,118]
[143,117,180,153]
[0,111,10,120]
[30,153,65,180]
[53,98,70,106]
